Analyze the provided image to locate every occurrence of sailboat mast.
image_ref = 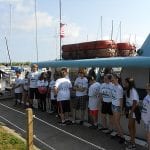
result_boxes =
[5,37,11,66]
[59,0,62,60]
[119,21,121,42]
[35,0,39,63]
[110,20,113,40]
[101,16,103,40]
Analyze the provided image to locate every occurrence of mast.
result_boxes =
[100,16,103,40]
[35,0,39,63]
[59,0,62,60]
[119,21,121,42]
[110,20,113,40]
[5,37,12,66]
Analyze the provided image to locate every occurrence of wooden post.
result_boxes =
[26,108,33,150]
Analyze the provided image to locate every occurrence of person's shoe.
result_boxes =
[119,137,125,144]
[98,127,108,131]
[105,129,113,134]
[89,125,98,129]
[58,121,66,126]
[126,142,136,150]
[65,120,73,125]
[79,121,83,125]
[111,134,120,139]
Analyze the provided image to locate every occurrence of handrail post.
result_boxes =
[26,108,33,150]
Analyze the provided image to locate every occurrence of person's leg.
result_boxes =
[29,88,34,108]
[93,110,98,126]
[128,117,136,143]
[58,101,65,123]
[80,96,86,123]
[43,94,47,111]
[147,131,150,150]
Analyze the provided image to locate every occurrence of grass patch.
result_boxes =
[0,126,26,150]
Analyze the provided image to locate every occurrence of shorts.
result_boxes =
[51,100,57,106]
[89,110,99,117]
[29,88,39,99]
[144,122,150,132]
[112,104,121,113]
[57,100,70,113]
[101,102,113,115]
[15,93,22,100]
[72,96,87,110]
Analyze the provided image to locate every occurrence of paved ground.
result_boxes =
[0,98,147,150]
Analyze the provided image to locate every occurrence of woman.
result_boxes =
[111,74,125,143]
[124,77,139,150]
[141,83,150,150]
[37,72,48,112]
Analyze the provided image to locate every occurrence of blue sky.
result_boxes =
[0,0,150,62]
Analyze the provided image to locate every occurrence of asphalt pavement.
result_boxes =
[0,98,147,150]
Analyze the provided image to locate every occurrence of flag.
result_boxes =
[60,23,65,38]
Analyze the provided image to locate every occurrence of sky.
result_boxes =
[0,0,150,63]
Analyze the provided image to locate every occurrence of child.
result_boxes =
[37,72,48,112]
[88,76,101,128]
[141,83,150,150]
[124,77,139,150]
[49,74,57,113]
[22,71,29,108]
[13,71,23,105]
[73,68,88,125]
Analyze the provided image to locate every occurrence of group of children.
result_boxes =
[12,64,150,150]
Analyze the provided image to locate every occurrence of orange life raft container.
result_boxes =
[62,40,117,59]
[117,43,136,57]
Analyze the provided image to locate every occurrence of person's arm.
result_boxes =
[130,100,137,115]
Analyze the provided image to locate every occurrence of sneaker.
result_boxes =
[126,142,136,150]
[103,129,113,134]
[79,121,83,125]
[65,120,73,125]
[89,125,98,129]
[111,133,120,139]
[119,137,125,144]
[58,121,66,126]
[71,120,76,124]
[99,127,108,131]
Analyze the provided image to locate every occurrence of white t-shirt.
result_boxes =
[126,88,139,107]
[100,83,113,103]
[55,77,72,101]
[88,82,101,110]
[49,80,55,100]
[74,77,88,96]
[37,80,48,88]
[141,94,150,124]
[28,71,40,88]
[14,77,23,93]
[111,84,123,106]
[22,78,29,91]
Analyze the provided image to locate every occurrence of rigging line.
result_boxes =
[5,37,11,66]
[35,0,39,63]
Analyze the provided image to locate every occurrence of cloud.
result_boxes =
[65,23,81,38]
[14,11,54,31]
